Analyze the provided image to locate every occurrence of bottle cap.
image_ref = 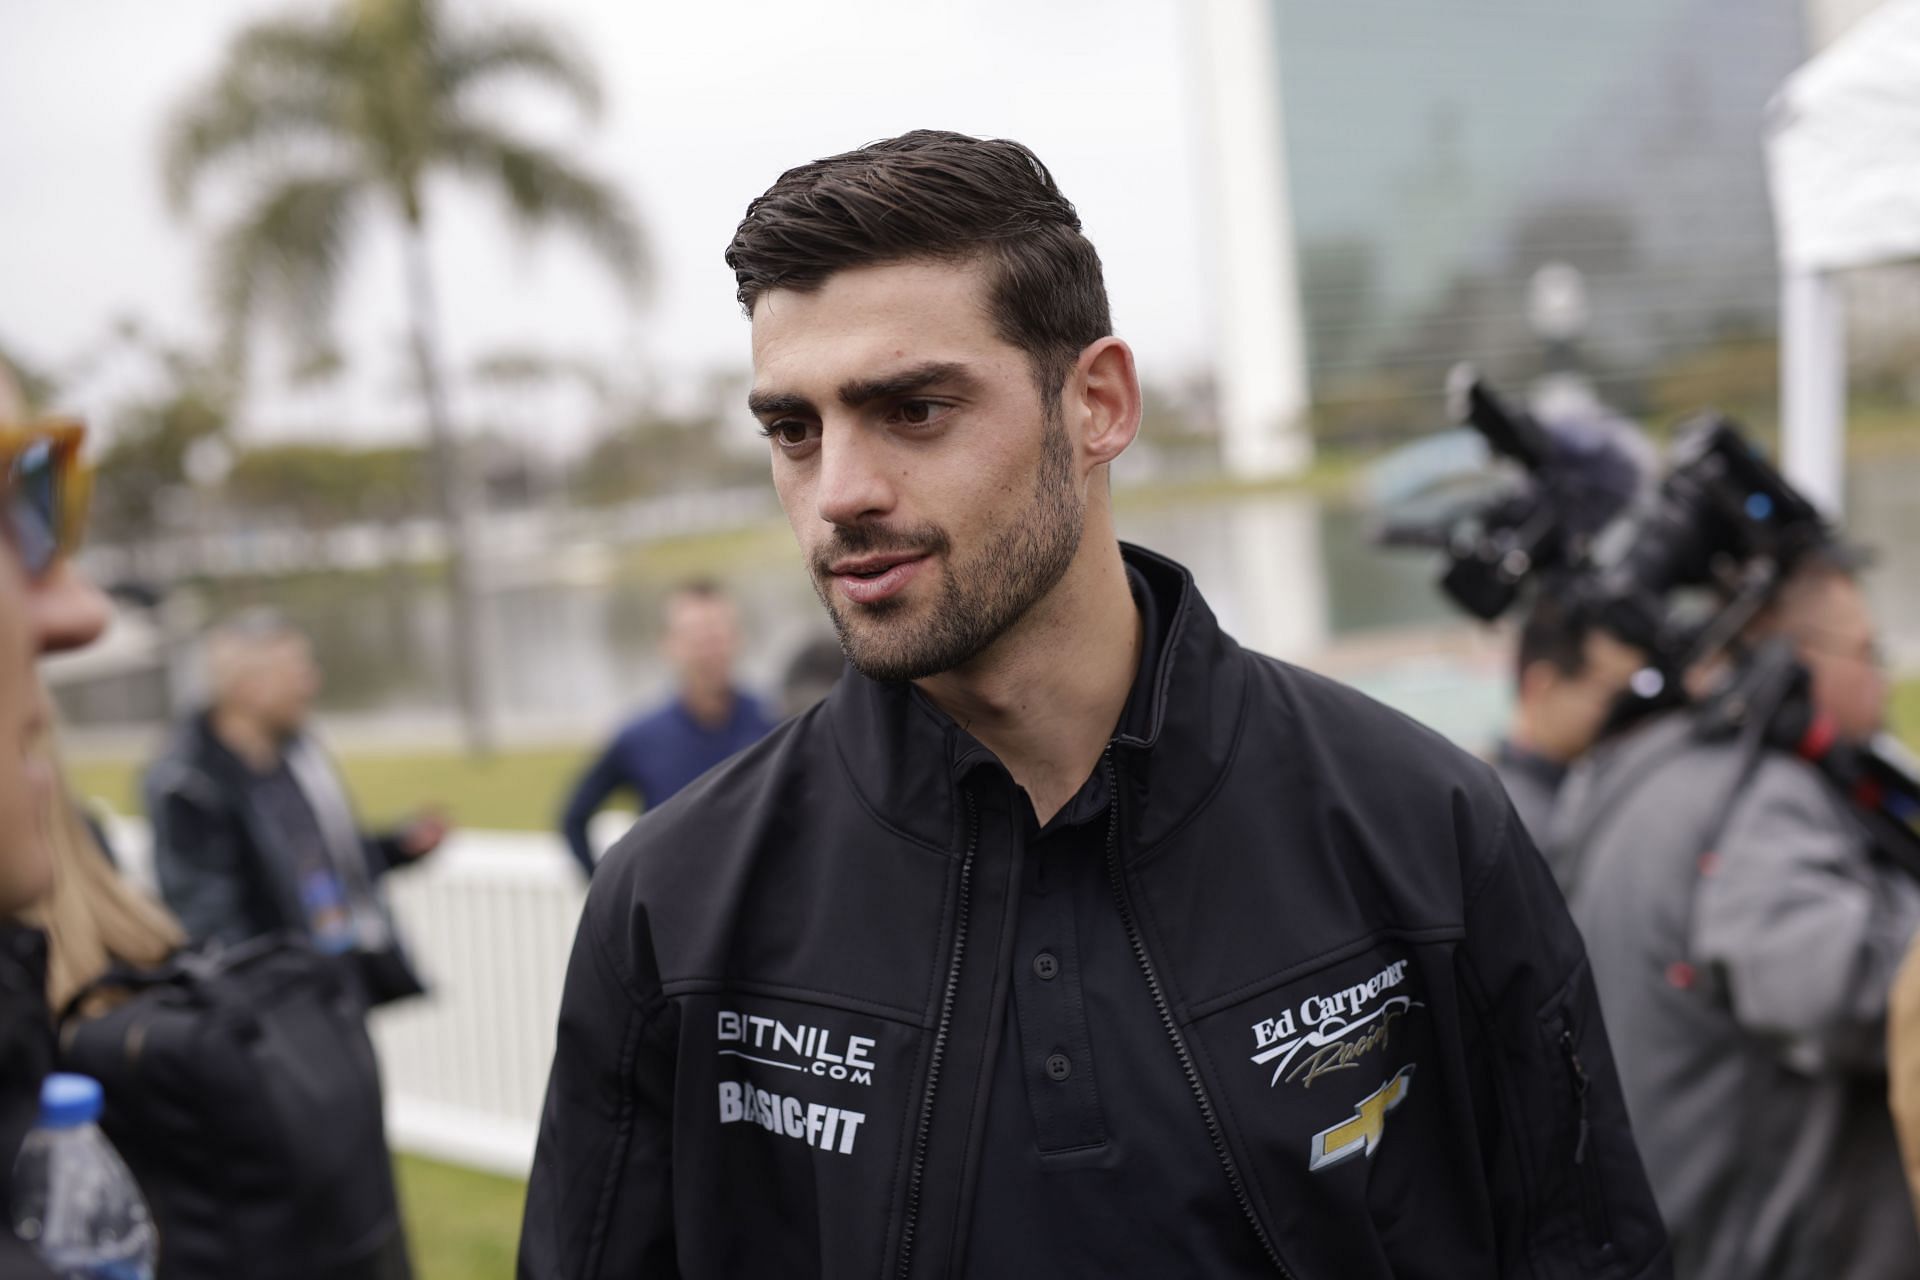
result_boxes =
[38,1074,103,1129]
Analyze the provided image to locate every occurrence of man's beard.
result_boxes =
[810,414,1084,683]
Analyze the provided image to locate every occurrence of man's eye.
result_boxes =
[891,400,952,428]
[762,421,818,450]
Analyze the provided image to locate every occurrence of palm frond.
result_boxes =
[211,173,364,367]
[438,124,647,294]
[162,14,355,214]
[226,15,358,84]
[435,20,602,119]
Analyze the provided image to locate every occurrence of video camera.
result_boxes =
[1376,370,1919,871]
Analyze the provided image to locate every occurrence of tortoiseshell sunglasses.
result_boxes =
[1,419,92,580]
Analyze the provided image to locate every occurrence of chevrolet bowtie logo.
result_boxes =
[1308,1063,1415,1172]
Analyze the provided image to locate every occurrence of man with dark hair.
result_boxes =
[557,579,775,875]
[1554,550,1920,1278]
[1494,582,1646,851]
[522,130,1667,1278]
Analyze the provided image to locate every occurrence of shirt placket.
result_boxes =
[1008,821,1110,1155]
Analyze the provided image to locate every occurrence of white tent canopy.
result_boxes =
[1767,0,1920,514]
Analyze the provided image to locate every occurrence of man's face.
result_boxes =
[749,259,1084,682]
[663,593,741,694]
[0,553,109,914]
[1787,576,1886,744]
[236,634,322,738]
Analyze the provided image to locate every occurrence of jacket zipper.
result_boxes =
[1559,1026,1614,1255]
[1560,1029,1590,1166]
[1101,753,1293,1277]
[895,790,980,1280]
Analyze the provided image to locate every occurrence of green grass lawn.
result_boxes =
[66,745,602,833]
[1896,675,1920,750]
[396,1155,524,1279]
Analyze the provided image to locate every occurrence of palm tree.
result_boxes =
[165,0,646,756]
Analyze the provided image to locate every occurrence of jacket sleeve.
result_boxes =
[366,826,433,879]
[519,865,679,1278]
[144,762,255,948]
[559,743,635,878]
[1459,797,1672,1279]
[1692,757,1920,1072]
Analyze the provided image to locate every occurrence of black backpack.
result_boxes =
[56,934,411,1280]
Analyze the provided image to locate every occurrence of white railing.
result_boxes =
[107,816,623,1181]
[367,833,586,1178]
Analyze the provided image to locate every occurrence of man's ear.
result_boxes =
[1068,337,1141,471]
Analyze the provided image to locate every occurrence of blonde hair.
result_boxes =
[25,726,184,1014]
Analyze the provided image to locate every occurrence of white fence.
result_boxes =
[108,816,624,1182]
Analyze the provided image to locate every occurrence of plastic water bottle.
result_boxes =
[9,1074,157,1280]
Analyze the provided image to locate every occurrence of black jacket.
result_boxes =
[142,716,409,934]
[521,545,1669,1279]
[1,923,56,1279]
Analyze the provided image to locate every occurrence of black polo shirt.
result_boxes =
[963,567,1271,1276]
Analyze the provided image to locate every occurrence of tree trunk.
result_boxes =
[401,215,493,758]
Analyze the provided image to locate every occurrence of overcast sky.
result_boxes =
[0,0,1216,454]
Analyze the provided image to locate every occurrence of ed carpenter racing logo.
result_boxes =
[1247,958,1423,1088]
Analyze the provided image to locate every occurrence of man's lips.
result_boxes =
[827,550,923,577]
[828,553,930,606]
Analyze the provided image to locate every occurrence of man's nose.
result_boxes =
[29,559,111,656]
[815,425,896,527]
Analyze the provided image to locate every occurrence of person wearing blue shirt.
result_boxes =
[559,581,775,875]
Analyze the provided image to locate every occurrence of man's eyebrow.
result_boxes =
[837,361,976,408]
[747,362,978,420]
[746,389,814,419]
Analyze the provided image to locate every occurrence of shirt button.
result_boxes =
[1033,952,1059,980]
[1045,1053,1072,1082]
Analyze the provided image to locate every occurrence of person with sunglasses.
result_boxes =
[1,367,112,1277]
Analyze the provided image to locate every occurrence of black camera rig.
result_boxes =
[1376,371,1920,873]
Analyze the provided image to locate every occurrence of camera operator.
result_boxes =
[1494,584,1645,850]
[1553,546,1920,1279]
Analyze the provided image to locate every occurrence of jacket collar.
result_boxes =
[175,710,304,788]
[823,542,1248,857]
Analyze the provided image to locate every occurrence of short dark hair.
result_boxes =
[725,130,1112,400]
[669,577,726,602]
[1516,586,1597,683]
[1754,542,1864,635]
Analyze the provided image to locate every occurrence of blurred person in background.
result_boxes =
[520,130,1668,1279]
[1554,548,1920,1279]
[557,579,775,875]
[143,611,446,1007]
[778,634,846,717]
[1,372,112,1277]
[1493,583,1645,853]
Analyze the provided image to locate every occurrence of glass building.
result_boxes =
[1267,0,1808,437]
